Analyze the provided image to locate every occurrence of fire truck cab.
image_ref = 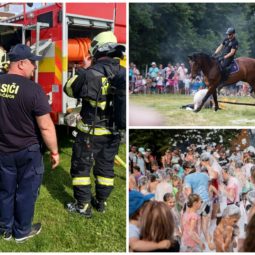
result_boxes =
[0,3,126,125]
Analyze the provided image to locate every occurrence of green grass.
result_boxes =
[0,128,126,252]
[130,94,255,126]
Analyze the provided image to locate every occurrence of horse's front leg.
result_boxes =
[194,86,216,112]
[213,91,220,111]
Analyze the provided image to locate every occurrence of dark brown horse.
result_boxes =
[188,53,255,112]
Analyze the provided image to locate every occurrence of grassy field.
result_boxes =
[130,94,255,126]
[0,128,126,252]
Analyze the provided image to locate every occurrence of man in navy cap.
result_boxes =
[0,44,59,242]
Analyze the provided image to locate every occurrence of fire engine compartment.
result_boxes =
[67,24,112,65]
[0,25,30,51]
[68,23,110,40]
[66,11,114,60]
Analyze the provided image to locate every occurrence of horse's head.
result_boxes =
[188,53,203,79]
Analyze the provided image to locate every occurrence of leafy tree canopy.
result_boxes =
[129,129,242,158]
[130,3,255,72]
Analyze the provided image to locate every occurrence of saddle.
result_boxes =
[217,58,239,82]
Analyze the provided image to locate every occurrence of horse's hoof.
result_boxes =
[193,108,200,113]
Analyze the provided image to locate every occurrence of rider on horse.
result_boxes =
[213,27,239,81]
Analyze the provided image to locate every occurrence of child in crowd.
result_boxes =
[140,200,180,252]
[162,149,172,168]
[138,176,150,195]
[171,175,185,210]
[163,193,182,241]
[129,174,138,191]
[155,170,173,201]
[181,194,205,252]
[213,204,241,252]
[156,73,164,94]
[134,75,145,94]
[129,190,171,252]
[148,174,159,194]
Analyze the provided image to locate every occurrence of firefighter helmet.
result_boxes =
[89,31,125,57]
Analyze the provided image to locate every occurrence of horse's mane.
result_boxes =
[193,52,212,62]
[189,52,217,67]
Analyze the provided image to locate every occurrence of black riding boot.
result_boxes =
[221,65,231,82]
[220,57,233,82]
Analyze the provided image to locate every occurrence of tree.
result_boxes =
[130,3,254,69]
[130,129,242,160]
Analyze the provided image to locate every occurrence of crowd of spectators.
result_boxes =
[129,62,250,97]
[129,142,255,252]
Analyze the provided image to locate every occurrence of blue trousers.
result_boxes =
[0,144,44,238]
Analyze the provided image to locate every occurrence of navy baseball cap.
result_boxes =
[8,44,43,62]
[129,190,154,217]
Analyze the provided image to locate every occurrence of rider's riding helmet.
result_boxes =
[89,31,125,59]
[226,27,235,35]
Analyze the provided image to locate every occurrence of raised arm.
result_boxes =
[214,44,224,55]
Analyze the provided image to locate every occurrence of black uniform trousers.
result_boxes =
[221,57,233,69]
[0,144,44,238]
[219,57,234,81]
[71,131,120,204]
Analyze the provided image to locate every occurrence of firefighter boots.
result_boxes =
[91,197,107,213]
[67,201,92,218]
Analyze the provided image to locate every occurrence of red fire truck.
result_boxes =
[0,3,126,125]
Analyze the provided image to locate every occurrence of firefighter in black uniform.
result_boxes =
[213,27,239,81]
[64,31,126,218]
